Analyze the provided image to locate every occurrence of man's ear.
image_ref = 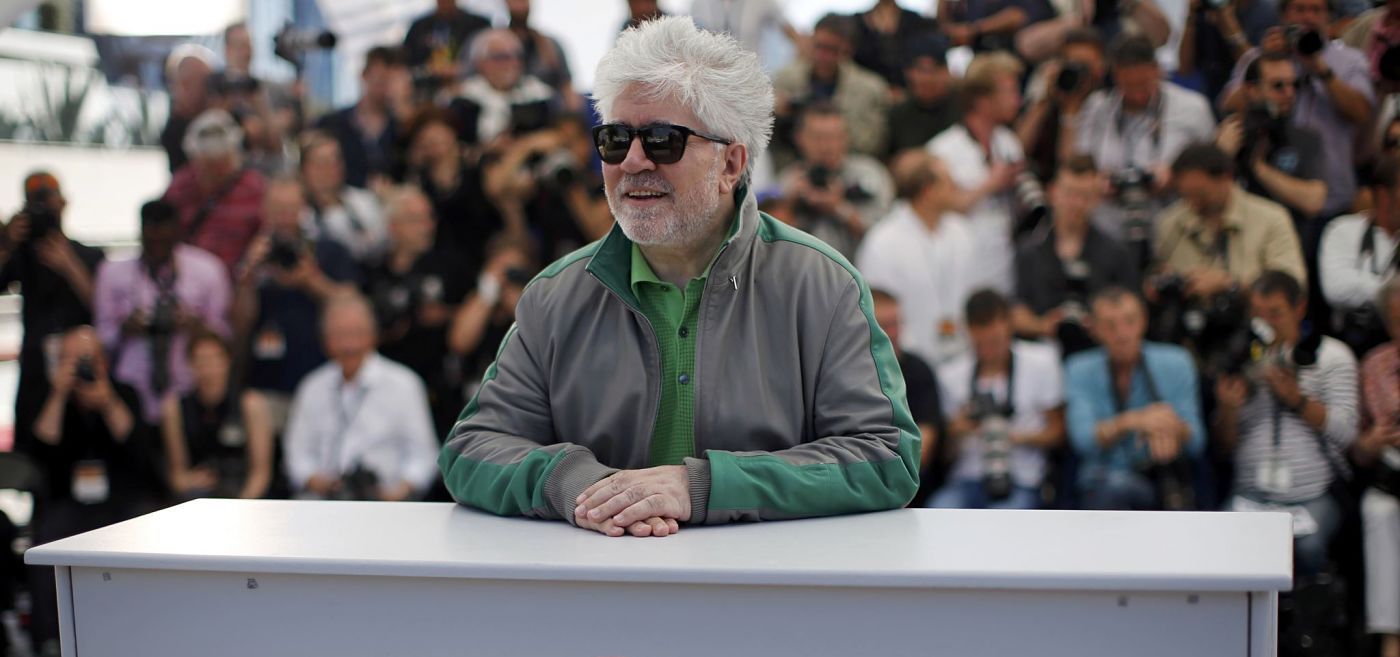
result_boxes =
[718,144,748,195]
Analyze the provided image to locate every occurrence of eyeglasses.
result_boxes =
[1267,80,1302,91]
[591,123,733,165]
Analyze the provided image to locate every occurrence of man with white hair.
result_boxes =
[284,291,439,501]
[162,109,267,272]
[440,17,919,537]
[451,28,559,145]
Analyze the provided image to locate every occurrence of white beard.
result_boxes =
[608,162,723,248]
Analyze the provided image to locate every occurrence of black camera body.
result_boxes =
[74,357,97,384]
[267,237,303,271]
[1055,62,1090,94]
[1285,25,1325,57]
[148,294,180,337]
[23,187,59,243]
[968,390,1016,502]
[796,165,873,221]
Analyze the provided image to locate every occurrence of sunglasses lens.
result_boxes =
[641,126,687,164]
[595,125,632,164]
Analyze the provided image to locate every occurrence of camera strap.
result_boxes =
[1109,356,1162,414]
[184,168,250,244]
[970,350,1016,417]
[1358,220,1400,276]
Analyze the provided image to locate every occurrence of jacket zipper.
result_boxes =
[586,269,663,466]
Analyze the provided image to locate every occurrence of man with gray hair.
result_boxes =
[162,109,267,272]
[440,16,919,537]
[451,28,559,144]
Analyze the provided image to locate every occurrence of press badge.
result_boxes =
[1256,457,1294,495]
[218,422,246,449]
[72,460,110,505]
[253,327,286,360]
[938,318,958,341]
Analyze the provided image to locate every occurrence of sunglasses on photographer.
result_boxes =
[592,123,732,165]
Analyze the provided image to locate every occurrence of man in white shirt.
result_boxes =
[927,51,1026,295]
[284,292,439,501]
[1320,155,1400,355]
[857,150,977,367]
[453,29,559,144]
[930,289,1066,509]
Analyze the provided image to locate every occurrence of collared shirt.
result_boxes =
[162,167,266,273]
[1064,343,1206,477]
[628,215,739,467]
[1154,186,1307,287]
[1232,336,1358,504]
[283,353,439,494]
[93,244,232,424]
[1075,82,1215,240]
[937,341,1064,488]
[927,123,1025,294]
[1225,42,1376,216]
[1360,343,1400,430]
[1319,213,1400,313]
[855,202,977,367]
[453,75,559,144]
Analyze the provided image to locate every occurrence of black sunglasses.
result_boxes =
[592,123,732,165]
[1268,80,1302,91]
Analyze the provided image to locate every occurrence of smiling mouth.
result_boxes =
[624,190,670,201]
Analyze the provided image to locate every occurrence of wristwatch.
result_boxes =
[1316,67,1335,82]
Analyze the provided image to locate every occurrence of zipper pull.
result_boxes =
[730,275,738,291]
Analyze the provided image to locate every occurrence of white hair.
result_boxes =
[384,185,433,223]
[467,29,522,70]
[592,16,774,176]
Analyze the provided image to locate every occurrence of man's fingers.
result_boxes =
[646,517,669,537]
[577,476,630,516]
[583,483,646,523]
[626,521,653,538]
[613,494,678,528]
[666,518,680,534]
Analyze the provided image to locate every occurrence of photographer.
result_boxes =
[447,237,536,415]
[1217,51,1328,228]
[299,131,388,264]
[482,115,612,262]
[450,29,559,146]
[1215,270,1358,576]
[94,200,231,425]
[779,102,893,259]
[1153,143,1305,304]
[772,14,890,167]
[929,52,1028,295]
[211,22,291,179]
[857,151,977,367]
[1013,156,1139,356]
[363,188,470,436]
[1179,0,1279,101]
[159,331,273,500]
[886,40,961,154]
[402,0,491,96]
[162,109,267,273]
[403,108,504,271]
[1222,0,1375,221]
[1,173,103,457]
[28,326,160,647]
[937,0,1057,56]
[927,290,1065,509]
[232,179,358,430]
[314,46,411,190]
[159,45,216,173]
[1356,276,1400,657]
[1320,155,1400,356]
[285,292,438,501]
[1070,34,1214,242]
[1066,288,1205,510]
[1016,28,1107,182]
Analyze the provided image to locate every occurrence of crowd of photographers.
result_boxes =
[9,0,1400,653]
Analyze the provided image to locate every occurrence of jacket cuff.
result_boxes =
[684,457,711,525]
[543,449,618,526]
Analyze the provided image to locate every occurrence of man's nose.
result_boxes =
[619,137,655,175]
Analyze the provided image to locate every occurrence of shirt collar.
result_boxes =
[628,185,744,295]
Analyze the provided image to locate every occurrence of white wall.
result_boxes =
[0,143,167,246]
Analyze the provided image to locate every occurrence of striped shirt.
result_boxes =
[1233,336,1358,504]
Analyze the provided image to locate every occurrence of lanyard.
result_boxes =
[969,351,1016,416]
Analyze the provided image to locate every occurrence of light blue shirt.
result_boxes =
[1065,343,1206,480]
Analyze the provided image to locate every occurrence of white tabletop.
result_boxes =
[25,499,1293,592]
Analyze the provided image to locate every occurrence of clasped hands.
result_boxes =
[572,465,691,538]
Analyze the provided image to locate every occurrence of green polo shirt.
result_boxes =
[629,217,739,467]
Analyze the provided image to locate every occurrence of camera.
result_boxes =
[1381,45,1400,83]
[23,187,59,243]
[148,294,179,337]
[503,267,532,287]
[797,165,874,221]
[267,237,303,270]
[968,391,1015,502]
[807,165,832,189]
[325,465,380,501]
[1055,61,1090,94]
[1012,170,1049,236]
[1110,167,1156,267]
[527,150,581,191]
[1149,276,1252,378]
[1284,25,1325,57]
[210,73,261,97]
[273,24,338,67]
[74,357,97,384]
[510,101,553,137]
[1339,302,1389,357]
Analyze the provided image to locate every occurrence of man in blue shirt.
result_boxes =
[1066,287,1206,509]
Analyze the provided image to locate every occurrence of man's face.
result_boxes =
[874,298,902,352]
[602,86,739,248]
[1252,60,1299,116]
[1063,43,1107,88]
[991,74,1022,125]
[1114,63,1160,111]
[141,222,180,269]
[324,305,376,370]
[507,0,530,22]
[479,36,524,92]
[810,28,848,77]
[1250,291,1305,343]
[263,183,306,237]
[905,57,951,104]
[968,317,1013,364]
[389,195,437,254]
[414,120,459,164]
[172,58,212,117]
[796,113,849,170]
[225,26,253,72]
[189,340,231,391]
[1090,296,1147,364]
[301,142,345,193]
[1049,170,1102,226]
[1175,170,1232,218]
[362,61,398,104]
[194,151,238,183]
[1282,0,1329,31]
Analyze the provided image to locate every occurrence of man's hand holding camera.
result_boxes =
[794,169,866,238]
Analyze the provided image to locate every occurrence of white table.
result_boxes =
[25,499,1292,657]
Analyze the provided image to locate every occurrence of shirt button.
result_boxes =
[678,327,689,338]
[678,374,691,385]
